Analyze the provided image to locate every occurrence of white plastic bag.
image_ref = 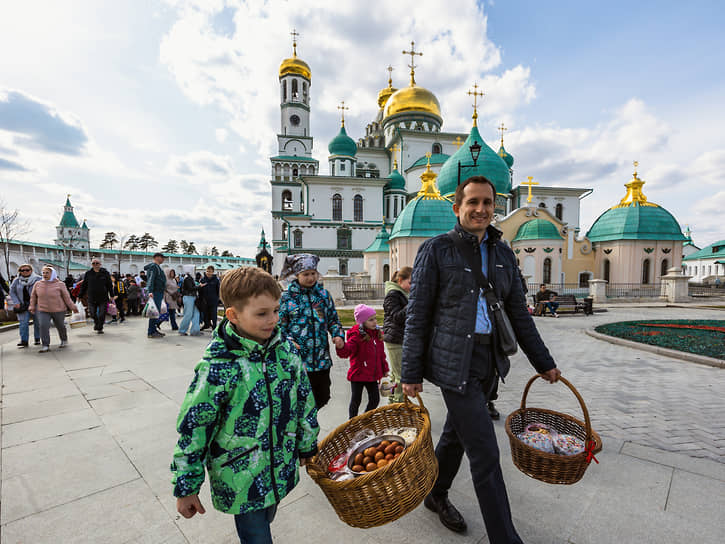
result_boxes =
[144,297,160,319]
[70,301,86,328]
[160,300,168,314]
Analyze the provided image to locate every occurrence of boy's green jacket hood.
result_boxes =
[385,280,408,297]
[171,319,320,515]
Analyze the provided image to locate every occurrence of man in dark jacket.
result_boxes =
[79,258,113,333]
[199,265,220,331]
[144,253,166,339]
[401,176,560,544]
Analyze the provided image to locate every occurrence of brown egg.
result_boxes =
[366,462,378,472]
[374,451,385,461]
[354,453,364,466]
[394,453,400,459]
[352,464,364,473]
[384,444,396,455]
[363,456,373,466]
[377,459,388,468]
[364,447,377,458]
[395,445,404,454]
[379,440,391,449]
[393,441,403,448]
[385,453,394,461]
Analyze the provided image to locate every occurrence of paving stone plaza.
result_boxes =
[1,305,724,543]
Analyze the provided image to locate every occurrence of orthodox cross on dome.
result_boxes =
[402,41,423,86]
[523,176,539,204]
[467,83,484,126]
[613,161,658,208]
[425,151,432,168]
[390,143,400,170]
[498,122,507,146]
[337,100,349,127]
[454,136,464,149]
[633,160,639,177]
[290,28,300,55]
[386,65,394,88]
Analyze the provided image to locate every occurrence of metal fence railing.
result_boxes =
[605,283,661,298]
[342,283,386,299]
[689,285,725,297]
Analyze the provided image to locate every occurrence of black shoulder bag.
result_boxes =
[448,231,518,356]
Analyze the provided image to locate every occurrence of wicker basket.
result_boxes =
[505,375,603,485]
[306,394,438,528]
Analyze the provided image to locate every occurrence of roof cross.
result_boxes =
[454,136,464,149]
[523,176,539,204]
[402,41,423,85]
[386,65,394,87]
[633,160,639,176]
[290,28,300,55]
[337,100,349,127]
[467,83,484,126]
[390,143,400,170]
[498,122,508,145]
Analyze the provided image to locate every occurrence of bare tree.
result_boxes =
[0,198,31,279]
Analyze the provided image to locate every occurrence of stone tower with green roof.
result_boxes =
[55,195,90,250]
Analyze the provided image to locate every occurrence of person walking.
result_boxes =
[9,264,42,347]
[144,253,167,339]
[110,274,127,323]
[383,267,412,404]
[29,266,78,352]
[401,176,561,543]
[126,280,141,315]
[178,272,200,336]
[198,265,220,331]
[164,269,180,331]
[79,258,114,334]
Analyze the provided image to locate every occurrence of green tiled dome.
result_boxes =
[513,219,561,241]
[437,125,511,197]
[498,144,514,168]
[385,168,406,191]
[389,196,456,240]
[364,224,390,253]
[587,204,686,243]
[328,125,357,157]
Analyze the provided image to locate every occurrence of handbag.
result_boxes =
[107,301,118,316]
[448,231,518,356]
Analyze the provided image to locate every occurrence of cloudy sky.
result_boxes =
[1,0,723,256]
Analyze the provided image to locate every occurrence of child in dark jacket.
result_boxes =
[336,304,389,420]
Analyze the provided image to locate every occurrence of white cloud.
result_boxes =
[166,150,234,178]
[215,128,228,143]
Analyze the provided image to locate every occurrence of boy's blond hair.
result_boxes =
[220,267,281,309]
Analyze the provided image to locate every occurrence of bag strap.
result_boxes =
[447,231,500,309]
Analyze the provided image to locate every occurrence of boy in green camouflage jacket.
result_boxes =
[171,267,319,543]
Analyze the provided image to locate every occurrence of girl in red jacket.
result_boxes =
[336,304,389,419]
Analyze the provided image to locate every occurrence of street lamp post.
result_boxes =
[457,140,482,185]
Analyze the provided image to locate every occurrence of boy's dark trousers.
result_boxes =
[431,343,524,544]
[234,504,277,544]
[306,369,331,409]
[349,381,380,419]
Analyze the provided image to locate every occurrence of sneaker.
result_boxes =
[554,313,559,318]
[96,330,104,334]
[34,339,41,345]
[17,341,28,348]
[39,346,50,353]
[178,332,188,336]
[148,332,164,339]
[59,340,68,348]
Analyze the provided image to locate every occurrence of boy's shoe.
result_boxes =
[59,340,68,348]
[148,332,164,339]
[34,339,41,345]
[17,341,28,348]
[39,346,50,353]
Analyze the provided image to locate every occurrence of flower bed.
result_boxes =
[595,320,725,360]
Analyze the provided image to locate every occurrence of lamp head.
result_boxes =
[469,140,482,164]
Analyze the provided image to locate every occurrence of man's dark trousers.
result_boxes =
[88,299,107,331]
[431,343,524,544]
[147,292,164,335]
[203,298,218,330]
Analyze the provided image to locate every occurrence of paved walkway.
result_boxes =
[1,307,724,543]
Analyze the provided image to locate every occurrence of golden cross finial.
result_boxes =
[290,28,299,55]
[523,176,539,204]
[337,100,349,127]
[390,143,400,170]
[425,151,432,168]
[386,65,394,87]
[467,83,484,126]
[498,122,507,146]
[402,41,423,85]
[633,160,639,176]
[454,136,463,149]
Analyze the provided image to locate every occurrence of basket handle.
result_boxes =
[403,392,427,413]
[520,374,593,442]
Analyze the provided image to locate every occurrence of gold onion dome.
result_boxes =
[279,36,311,80]
[377,65,398,109]
[383,42,441,120]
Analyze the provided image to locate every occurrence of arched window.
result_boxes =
[555,203,563,220]
[579,272,591,288]
[661,259,669,278]
[292,167,298,177]
[383,264,390,282]
[282,190,293,211]
[432,143,442,154]
[538,202,547,209]
[642,259,651,284]
[354,195,363,222]
[543,258,552,284]
[293,229,302,249]
[603,259,610,282]
[337,228,351,250]
[394,198,399,217]
[332,194,342,221]
[282,81,287,102]
[281,227,287,241]
[291,79,298,98]
[339,259,348,276]
[302,81,308,102]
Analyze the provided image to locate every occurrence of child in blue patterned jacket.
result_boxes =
[279,254,345,410]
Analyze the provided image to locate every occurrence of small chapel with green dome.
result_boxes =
[269,34,688,286]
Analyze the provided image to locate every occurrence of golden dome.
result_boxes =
[377,84,397,109]
[383,84,441,120]
[279,52,311,80]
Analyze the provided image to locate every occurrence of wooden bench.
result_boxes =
[532,294,593,316]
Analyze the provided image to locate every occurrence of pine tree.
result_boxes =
[179,240,189,254]
[138,233,158,251]
[99,232,118,250]
[210,246,219,256]
[162,239,178,254]
[186,241,197,254]
[124,234,139,250]
[221,250,232,257]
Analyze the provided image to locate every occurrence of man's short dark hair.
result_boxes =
[540,283,546,288]
[153,252,164,259]
[454,176,497,206]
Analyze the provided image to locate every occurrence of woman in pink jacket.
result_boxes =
[336,304,389,419]
[29,266,78,353]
